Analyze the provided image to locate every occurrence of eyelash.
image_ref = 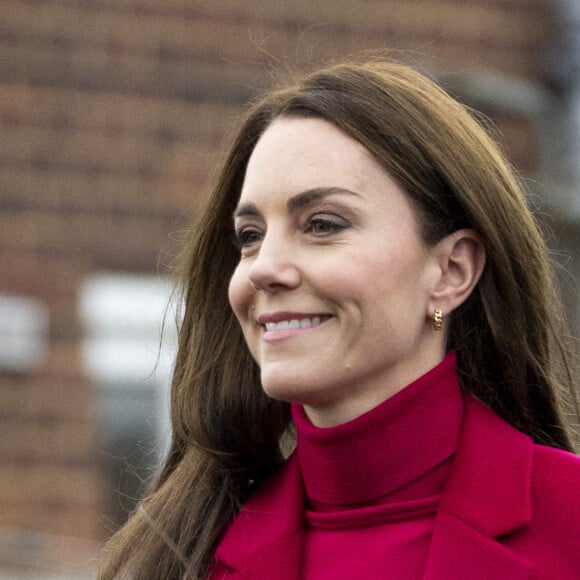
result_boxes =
[232,215,350,251]
[306,216,349,235]
[232,228,262,250]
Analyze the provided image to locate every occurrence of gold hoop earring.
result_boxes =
[433,308,443,331]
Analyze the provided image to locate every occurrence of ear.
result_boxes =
[427,229,486,318]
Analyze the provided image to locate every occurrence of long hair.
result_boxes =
[99,59,577,579]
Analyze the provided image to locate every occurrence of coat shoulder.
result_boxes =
[530,444,580,518]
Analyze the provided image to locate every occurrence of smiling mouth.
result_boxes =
[263,316,329,332]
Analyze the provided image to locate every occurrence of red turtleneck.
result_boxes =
[291,352,462,578]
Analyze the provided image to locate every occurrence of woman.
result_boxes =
[100,60,579,579]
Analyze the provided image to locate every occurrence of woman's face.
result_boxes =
[228,117,446,426]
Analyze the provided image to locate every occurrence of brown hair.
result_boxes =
[99,59,577,579]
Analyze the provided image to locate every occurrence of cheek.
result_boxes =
[227,266,250,321]
[351,251,425,311]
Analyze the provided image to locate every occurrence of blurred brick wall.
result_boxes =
[0,0,560,572]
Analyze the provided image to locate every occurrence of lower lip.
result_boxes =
[262,319,330,342]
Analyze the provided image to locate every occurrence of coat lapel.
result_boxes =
[424,511,534,579]
[214,454,304,580]
[222,534,303,580]
[424,395,535,579]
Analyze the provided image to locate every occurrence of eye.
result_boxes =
[232,227,263,250]
[306,215,350,236]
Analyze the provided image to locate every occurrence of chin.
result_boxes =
[261,381,303,404]
[260,370,317,405]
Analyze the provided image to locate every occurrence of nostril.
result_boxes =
[248,260,301,292]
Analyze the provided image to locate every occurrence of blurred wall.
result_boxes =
[0,0,577,576]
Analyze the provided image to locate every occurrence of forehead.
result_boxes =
[240,117,388,201]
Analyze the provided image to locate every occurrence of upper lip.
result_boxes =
[257,311,330,325]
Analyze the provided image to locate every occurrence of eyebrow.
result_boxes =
[232,187,361,219]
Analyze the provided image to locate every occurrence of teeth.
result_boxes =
[265,316,322,332]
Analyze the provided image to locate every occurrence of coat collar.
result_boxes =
[214,395,535,579]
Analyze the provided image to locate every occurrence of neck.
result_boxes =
[303,350,446,428]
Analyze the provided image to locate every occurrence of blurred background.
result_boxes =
[1,0,579,577]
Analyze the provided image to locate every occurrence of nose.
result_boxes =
[248,232,301,292]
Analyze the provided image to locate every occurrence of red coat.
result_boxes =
[211,395,580,579]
